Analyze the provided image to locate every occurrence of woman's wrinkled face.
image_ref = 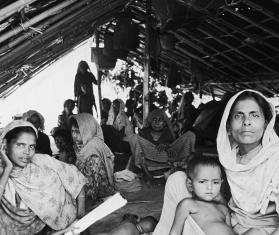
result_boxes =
[229,98,266,151]
[71,126,83,146]
[151,115,166,131]
[7,132,36,168]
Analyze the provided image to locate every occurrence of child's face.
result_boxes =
[190,165,222,202]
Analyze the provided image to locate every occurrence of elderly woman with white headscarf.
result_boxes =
[153,90,279,235]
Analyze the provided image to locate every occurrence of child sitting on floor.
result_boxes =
[169,156,235,235]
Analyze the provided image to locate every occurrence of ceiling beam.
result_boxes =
[197,27,279,74]
[222,6,279,40]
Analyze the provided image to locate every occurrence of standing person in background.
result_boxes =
[23,110,52,156]
[74,60,98,115]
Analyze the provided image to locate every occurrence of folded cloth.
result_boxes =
[183,215,205,235]
[114,169,137,182]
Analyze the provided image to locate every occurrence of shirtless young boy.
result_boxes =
[169,156,235,235]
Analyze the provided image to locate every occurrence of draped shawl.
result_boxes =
[217,89,279,230]
[0,120,87,233]
[71,113,114,185]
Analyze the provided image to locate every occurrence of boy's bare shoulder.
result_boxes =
[216,203,229,215]
[177,198,198,212]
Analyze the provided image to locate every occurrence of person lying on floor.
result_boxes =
[128,109,196,181]
[169,156,235,235]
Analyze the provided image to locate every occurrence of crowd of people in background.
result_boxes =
[2,60,279,234]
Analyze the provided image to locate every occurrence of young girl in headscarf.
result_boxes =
[0,120,87,234]
[70,113,115,205]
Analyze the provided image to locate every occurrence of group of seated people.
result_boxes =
[1,89,279,235]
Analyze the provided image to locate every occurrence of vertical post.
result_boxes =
[95,30,102,117]
[143,0,151,126]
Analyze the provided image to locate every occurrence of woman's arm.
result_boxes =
[0,141,13,199]
[169,198,193,235]
[76,186,86,219]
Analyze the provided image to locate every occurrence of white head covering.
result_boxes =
[217,89,279,215]
[217,89,279,170]
[0,120,38,140]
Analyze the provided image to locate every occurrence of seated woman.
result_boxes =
[103,99,133,170]
[0,120,87,234]
[70,113,115,206]
[129,109,196,180]
[154,89,279,235]
[51,127,76,164]
[23,110,52,156]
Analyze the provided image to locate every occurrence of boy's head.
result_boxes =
[186,156,224,202]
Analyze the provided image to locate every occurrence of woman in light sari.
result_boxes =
[70,113,115,205]
[106,99,134,139]
[0,120,87,235]
[153,90,279,235]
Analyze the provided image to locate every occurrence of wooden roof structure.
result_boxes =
[0,0,279,98]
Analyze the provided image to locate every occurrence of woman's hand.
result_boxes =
[167,149,177,160]
[156,144,167,152]
[50,223,80,235]
[0,140,13,171]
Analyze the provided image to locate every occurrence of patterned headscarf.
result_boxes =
[70,113,114,184]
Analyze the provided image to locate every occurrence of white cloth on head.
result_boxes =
[106,99,134,138]
[217,89,279,233]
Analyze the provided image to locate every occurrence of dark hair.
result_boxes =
[227,91,272,127]
[5,126,37,144]
[102,98,111,110]
[187,156,223,179]
[63,99,75,108]
[52,128,72,141]
[183,92,194,104]
[69,117,79,129]
[77,60,89,73]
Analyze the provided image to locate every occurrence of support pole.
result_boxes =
[143,0,151,126]
[95,31,102,118]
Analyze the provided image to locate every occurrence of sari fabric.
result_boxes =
[217,89,279,233]
[129,109,195,171]
[71,114,115,202]
[0,120,87,234]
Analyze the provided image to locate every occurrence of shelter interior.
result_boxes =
[0,0,279,99]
